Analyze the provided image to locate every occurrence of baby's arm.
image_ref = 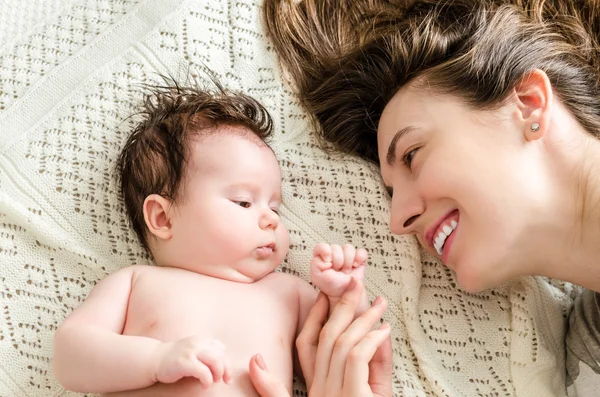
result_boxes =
[296,279,319,337]
[293,278,318,380]
[310,243,370,315]
[53,266,161,393]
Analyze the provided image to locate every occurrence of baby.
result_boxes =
[52,82,369,396]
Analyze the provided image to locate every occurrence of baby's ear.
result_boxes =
[143,194,173,240]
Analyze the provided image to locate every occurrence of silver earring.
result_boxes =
[531,122,540,132]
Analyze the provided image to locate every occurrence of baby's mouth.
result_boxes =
[256,243,275,258]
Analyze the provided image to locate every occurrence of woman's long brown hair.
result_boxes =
[264,0,600,164]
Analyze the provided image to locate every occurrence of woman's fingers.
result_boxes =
[344,323,392,397]
[326,296,388,389]
[368,331,394,397]
[295,292,329,391]
[248,354,290,397]
[297,277,393,397]
[312,277,363,391]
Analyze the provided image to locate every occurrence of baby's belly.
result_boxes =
[121,270,297,396]
[103,374,264,397]
[123,313,294,395]
[117,326,293,396]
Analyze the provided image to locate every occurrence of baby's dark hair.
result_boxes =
[116,79,274,252]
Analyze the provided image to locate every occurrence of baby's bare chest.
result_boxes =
[123,271,298,356]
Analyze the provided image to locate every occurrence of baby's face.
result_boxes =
[165,129,289,282]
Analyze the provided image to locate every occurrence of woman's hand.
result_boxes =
[249,277,393,397]
[248,354,290,397]
[301,277,392,397]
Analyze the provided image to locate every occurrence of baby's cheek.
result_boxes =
[279,228,290,252]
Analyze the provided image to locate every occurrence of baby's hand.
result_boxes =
[152,336,231,387]
[310,243,367,298]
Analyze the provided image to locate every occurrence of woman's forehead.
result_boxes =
[379,84,482,135]
[379,88,430,137]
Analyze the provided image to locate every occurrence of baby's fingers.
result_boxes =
[313,243,332,264]
[354,248,368,267]
[341,244,356,273]
[197,348,230,384]
[183,360,214,387]
[331,244,344,270]
[223,358,233,384]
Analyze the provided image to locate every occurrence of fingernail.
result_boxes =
[317,292,325,302]
[255,354,267,370]
[379,322,390,330]
[373,296,383,306]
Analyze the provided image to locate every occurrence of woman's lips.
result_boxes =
[425,209,460,259]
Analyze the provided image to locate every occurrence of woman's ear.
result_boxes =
[143,194,173,241]
[513,69,553,141]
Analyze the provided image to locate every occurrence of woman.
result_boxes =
[259,0,600,394]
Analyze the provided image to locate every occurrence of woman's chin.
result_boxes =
[455,263,496,293]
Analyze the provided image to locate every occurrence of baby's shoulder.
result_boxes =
[124,264,159,277]
[123,264,183,285]
[97,264,152,282]
[260,271,312,297]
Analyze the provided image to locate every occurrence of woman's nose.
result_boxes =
[389,186,424,235]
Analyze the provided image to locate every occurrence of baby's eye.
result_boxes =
[271,208,279,215]
[234,201,251,208]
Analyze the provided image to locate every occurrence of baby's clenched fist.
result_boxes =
[152,336,231,387]
[310,243,367,298]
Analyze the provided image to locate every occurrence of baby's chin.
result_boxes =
[240,261,285,282]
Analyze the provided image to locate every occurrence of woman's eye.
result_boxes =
[402,148,419,169]
[235,201,251,208]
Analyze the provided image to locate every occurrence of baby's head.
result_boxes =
[117,82,289,282]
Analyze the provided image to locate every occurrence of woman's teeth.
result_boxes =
[434,220,458,256]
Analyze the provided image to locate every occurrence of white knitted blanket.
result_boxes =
[0,0,577,396]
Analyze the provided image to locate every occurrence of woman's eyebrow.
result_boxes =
[386,126,418,166]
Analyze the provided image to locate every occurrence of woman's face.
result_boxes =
[378,83,554,292]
